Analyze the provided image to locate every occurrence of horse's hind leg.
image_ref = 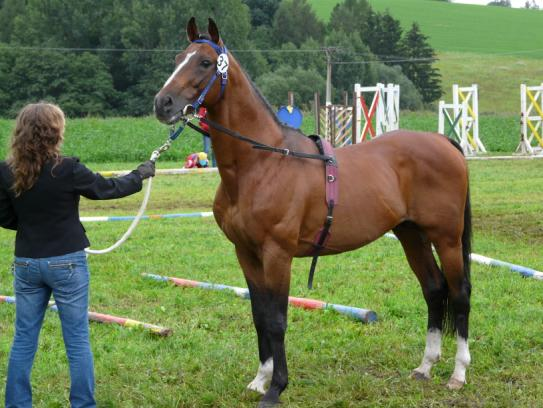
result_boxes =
[432,237,471,390]
[393,222,448,381]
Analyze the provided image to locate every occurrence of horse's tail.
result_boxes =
[443,138,472,335]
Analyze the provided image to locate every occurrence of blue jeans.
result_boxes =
[202,135,216,167]
[5,250,96,408]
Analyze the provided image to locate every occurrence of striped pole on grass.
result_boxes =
[384,233,543,281]
[0,296,172,336]
[142,273,377,324]
[80,212,213,223]
[470,254,543,280]
[99,167,219,177]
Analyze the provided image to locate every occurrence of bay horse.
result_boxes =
[154,18,472,407]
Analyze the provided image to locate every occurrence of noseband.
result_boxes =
[183,39,229,115]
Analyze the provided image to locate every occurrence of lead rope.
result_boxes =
[85,121,187,255]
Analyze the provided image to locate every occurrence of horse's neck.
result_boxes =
[207,67,284,198]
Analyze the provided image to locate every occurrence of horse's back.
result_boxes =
[339,130,463,164]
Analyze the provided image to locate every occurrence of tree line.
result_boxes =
[0,0,442,117]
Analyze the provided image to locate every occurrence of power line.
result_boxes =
[333,57,437,65]
[0,45,325,54]
[2,45,541,57]
[0,45,541,67]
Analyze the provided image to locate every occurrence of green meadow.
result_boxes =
[0,113,527,162]
[309,0,543,113]
[1,156,542,407]
[312,0,543,56]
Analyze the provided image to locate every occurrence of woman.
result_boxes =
[0,102,155,408]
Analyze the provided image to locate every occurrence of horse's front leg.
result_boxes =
[236,243,292,407]
[236,247,273,394]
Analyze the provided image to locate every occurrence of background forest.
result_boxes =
[0,0,440,117]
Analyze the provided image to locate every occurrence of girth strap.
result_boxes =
[307,136,338,289]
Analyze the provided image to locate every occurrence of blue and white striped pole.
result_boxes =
[384,233,543,281]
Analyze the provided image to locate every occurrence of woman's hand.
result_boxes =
[136,161,156,180]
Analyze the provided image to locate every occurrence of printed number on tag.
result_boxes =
[217,53,229,74]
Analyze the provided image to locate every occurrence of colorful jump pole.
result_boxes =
[142,273,377,324]
[0,295,172,336]
[80,212,213,222]
[384,233,543,281]
[99,167,219,177]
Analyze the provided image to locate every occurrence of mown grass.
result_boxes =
[0,157,542,407]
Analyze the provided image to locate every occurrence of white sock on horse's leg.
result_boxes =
[447,334,470,389]
[247,358,273,394]
[411,328,442,380]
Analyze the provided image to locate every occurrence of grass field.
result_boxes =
[0,112,528,163]
[0,152,542,406]
[309,0,543,114]
[311,0,543,57]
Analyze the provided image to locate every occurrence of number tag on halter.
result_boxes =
[217,53,229,74]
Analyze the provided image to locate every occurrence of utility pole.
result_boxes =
[322,47,337,142]
[324,47,336,106]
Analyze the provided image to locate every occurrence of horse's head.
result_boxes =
[154,17,228,124]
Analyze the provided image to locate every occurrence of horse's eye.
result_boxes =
[200,60,212,68]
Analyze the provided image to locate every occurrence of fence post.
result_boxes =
[314,92,320,135]
[352,92,357,145]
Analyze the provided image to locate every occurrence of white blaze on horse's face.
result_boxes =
[163,51,197,88]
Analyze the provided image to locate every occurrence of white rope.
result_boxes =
[84,176,153,255]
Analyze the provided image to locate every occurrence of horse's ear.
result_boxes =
[187,17,199,43]
[208,18,220,44]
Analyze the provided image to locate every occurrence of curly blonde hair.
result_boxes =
[7,103,65,196]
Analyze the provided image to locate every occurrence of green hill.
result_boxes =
[311,0,543,57]
[309,0,543,113]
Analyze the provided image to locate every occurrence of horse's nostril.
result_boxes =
[163,95,173,108]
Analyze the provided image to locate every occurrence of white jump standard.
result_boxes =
[517,83,543,155]
[354,82,400,142]
[438,84,486,155]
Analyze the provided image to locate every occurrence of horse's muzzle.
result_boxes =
[154,93,174,123]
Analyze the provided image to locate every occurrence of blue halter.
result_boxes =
[190,39,229,112]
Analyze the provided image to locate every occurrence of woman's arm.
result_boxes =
[0,187,17,230]
[72,159,145,200]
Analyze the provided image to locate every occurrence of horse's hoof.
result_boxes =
[410,370,430,381]
[446,378,465,390]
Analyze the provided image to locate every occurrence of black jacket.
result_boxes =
[0,157,142,258]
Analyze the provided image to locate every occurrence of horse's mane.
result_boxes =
[237,60,307,139]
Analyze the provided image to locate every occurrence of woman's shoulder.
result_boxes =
[61,156,80,163]
[56,156,82,170]
[47,156,82,178]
